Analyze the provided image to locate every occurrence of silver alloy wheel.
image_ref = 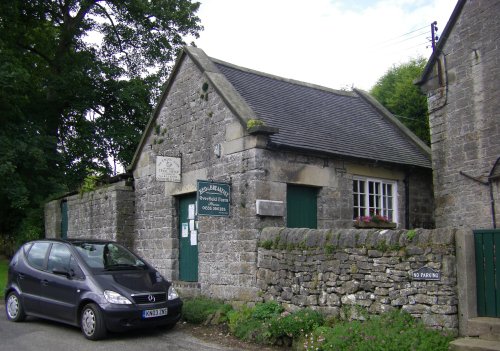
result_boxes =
[81,308,96,336]
[6,294,20,319]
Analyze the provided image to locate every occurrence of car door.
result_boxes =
[18,242,51,314]
[41,243,83,323]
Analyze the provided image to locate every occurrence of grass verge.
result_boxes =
[0,257,8,299]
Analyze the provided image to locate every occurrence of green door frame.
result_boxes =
[178,194,198,282]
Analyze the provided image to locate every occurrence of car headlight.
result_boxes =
[168,286,179,300]
[104,290,132,304]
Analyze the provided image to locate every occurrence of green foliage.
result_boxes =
[79,170,101,196]
[154,124,162,135]
[303,310,453,351]
[181,297,233,325]
[0,0,202,242]
[325,244,336,254]
[406,229,417,241]
[228,302,324,346]
[246,119,266,129]
[0,257,8,298]
[269,308,325,340]
[13,208,43,247]
[252,301,284,320]
[181,298,452,350]
[228,305,264,341]
[259,240,274,250]
[370,57,430,145]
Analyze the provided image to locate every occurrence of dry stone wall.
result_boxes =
[257,227,459,334]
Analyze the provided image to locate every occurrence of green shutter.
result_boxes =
[287,185,318,229]
[179,194,198,282]
[475,229,500,317]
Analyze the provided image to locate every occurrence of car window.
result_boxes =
[75,242,146,270]
[47,243,72,272]
[26,242,50,270]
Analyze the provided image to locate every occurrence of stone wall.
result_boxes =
[423,0,500,229]
[44,181,135,245]
[257,227,459,333]
[44,199,62,239]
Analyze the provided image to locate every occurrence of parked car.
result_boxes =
[4,239,182,340]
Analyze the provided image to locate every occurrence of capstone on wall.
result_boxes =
[422,0,500,229]
[257,227,459,334]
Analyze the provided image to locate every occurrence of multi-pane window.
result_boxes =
[353,177,397,222]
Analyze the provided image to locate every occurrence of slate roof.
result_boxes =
[214,60,431,168]
[130,47,431,170]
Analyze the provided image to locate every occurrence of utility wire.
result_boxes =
[376,31,429,50]
[371,24,429,48]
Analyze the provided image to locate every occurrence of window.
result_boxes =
[47,243,72,272]
[353,177,397,222]
[26,242,50,269]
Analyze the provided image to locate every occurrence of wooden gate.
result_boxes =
[475,229,500,317]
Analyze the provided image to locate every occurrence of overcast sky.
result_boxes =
[187,0,457,91]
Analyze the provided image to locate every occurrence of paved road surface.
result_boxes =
[0,306,241,351]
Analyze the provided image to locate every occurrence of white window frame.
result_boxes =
[353,176,398,223]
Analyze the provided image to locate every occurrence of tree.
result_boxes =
[370,58,430,145]
[0,0,202,246]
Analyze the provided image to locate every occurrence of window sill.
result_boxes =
[353,222,397,229]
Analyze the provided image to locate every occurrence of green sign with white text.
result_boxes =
[197,180,231,217]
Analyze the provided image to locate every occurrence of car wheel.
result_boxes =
[80,303,107,340]
[6,291,26,322]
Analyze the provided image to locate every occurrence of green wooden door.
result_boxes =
[179,194,198,282]
[287,185,318,229]
[475,229,500,317]
[60,201,68,239]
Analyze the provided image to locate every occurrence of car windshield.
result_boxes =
[74,242,146,270]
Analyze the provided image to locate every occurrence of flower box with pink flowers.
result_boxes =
[353,214,397,229]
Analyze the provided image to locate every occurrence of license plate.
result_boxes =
[142,308,168,319]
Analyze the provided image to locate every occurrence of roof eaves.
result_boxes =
[354,88,432,164]
[268,141,430,169]
[416,0,467,85]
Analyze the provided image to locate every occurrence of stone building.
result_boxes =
[417,0,500,344]
[46,46,433,300]
[417,0,499,230]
